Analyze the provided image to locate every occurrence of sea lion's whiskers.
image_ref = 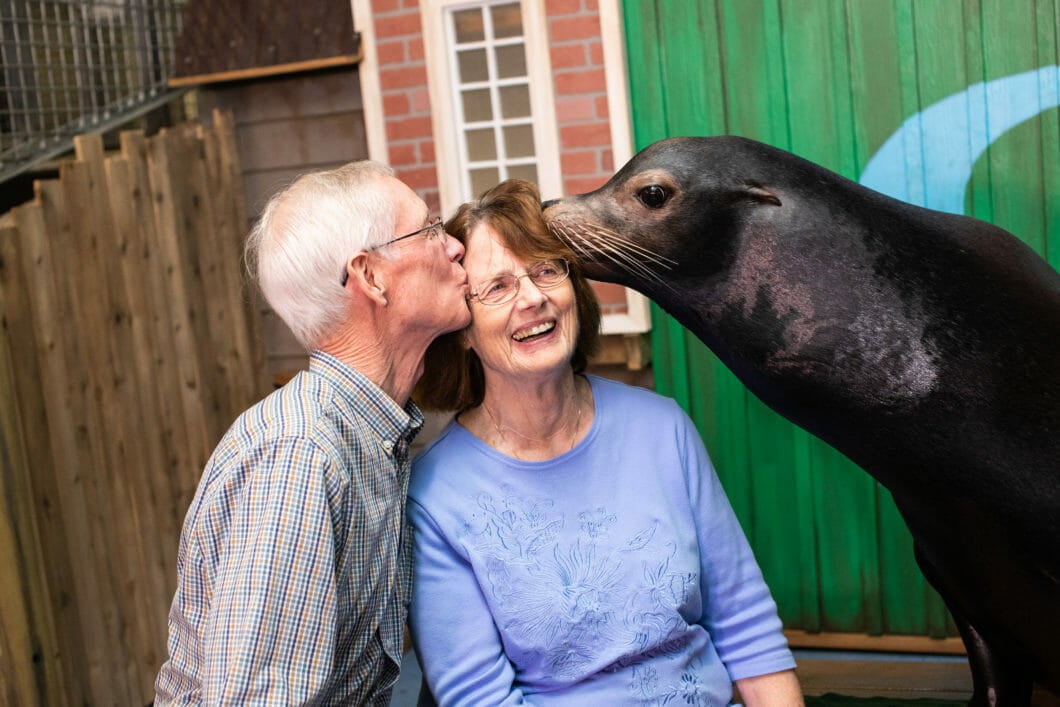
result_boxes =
[553,224,655,282]
[594,242,667,284]
[592,225,678,268]
[577,229,674,287]
[552,222,594,259]
[592,237,678,287]
[550,221,673,286]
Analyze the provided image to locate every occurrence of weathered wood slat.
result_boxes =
[172,125,240,429]
[37,176,126,698]
[103,152,175,675]
[145,127,216,477]
[198,110,269,419]
[119,129,199,522]
[0,215,70,705]
[10,194,94,705]
[160,124,232,451]
[74,138,167,694]
[56,159,143,703]
[0,223,45,707]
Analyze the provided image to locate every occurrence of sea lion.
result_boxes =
[543,136,1060,705]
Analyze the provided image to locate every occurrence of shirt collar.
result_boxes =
[309,350,425,447]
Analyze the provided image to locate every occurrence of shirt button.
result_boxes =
[382,441,393,452]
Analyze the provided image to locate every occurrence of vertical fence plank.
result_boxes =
[0,214,70,704]
[213,108,269,396]
[200,111,269,418]
[35,176,127,698]
[119,129,199,522]
[0,414,37,707]
[145,127,216,481]
[0,219,46,707]
[55,160,142,703]
[9,195,94,705]
[103,152,175,678]
[74,135,166,696]
[172,125,241,429]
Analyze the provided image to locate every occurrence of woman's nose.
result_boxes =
[514,275,547,306]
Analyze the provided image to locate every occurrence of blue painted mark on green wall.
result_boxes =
[860,66,1060,214]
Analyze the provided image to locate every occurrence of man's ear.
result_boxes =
[346,252,389,306]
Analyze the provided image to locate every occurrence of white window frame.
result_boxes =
[596,0,650,334]
[420,0,562,210]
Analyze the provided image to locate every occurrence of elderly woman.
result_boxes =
[409,179,802,706]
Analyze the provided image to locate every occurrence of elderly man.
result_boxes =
[155,162,470,704]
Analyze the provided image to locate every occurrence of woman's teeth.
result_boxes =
[512,321,555,341]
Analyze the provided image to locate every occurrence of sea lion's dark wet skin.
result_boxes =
[543,136,1060,704]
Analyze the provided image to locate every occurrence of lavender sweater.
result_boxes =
[408,376,794,706]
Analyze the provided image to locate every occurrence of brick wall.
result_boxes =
[371,0,442,215]
[547,0,615,195]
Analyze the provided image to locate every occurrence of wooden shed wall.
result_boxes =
[196,67,370,385]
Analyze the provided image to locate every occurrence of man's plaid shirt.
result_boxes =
[155,350,423,705]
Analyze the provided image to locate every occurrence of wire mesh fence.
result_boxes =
[1,0,187,183]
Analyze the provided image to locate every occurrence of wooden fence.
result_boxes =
[0,109,269,706]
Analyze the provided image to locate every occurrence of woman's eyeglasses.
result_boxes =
[468,259,570,306]
[340,218,445,286]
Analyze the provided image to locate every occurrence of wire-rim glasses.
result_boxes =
[340,218,445,286]
[468,259,570,306]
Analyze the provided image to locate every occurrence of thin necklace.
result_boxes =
[482,384,584,460]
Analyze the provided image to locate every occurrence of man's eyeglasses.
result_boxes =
[340,218,445,286]
[468,259,570,306]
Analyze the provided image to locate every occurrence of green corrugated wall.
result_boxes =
[621,0,1060,637]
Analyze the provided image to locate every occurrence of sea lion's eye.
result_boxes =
[637,184,670,209]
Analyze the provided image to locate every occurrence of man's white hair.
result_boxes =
[244,161,397,349]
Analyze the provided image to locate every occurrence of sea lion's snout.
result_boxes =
[543,192,678,291]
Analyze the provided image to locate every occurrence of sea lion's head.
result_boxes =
[543,136,785,300]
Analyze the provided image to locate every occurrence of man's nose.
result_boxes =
[445,233,465,261]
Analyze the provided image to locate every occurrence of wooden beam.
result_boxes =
[785,629,966,655]
[168,52,363,88]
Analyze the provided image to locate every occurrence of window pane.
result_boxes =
[462,88,493,122]
[458,48,489,83]
[503,124,534,158]
[494,43,526,80]
[453,9,484,43]
[466,128,497,162]
[499,84,530,119]
[491,3,522,39]
[471,167,500,197]
[508,164,538,184]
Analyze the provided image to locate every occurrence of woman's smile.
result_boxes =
[511,318,557,342]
